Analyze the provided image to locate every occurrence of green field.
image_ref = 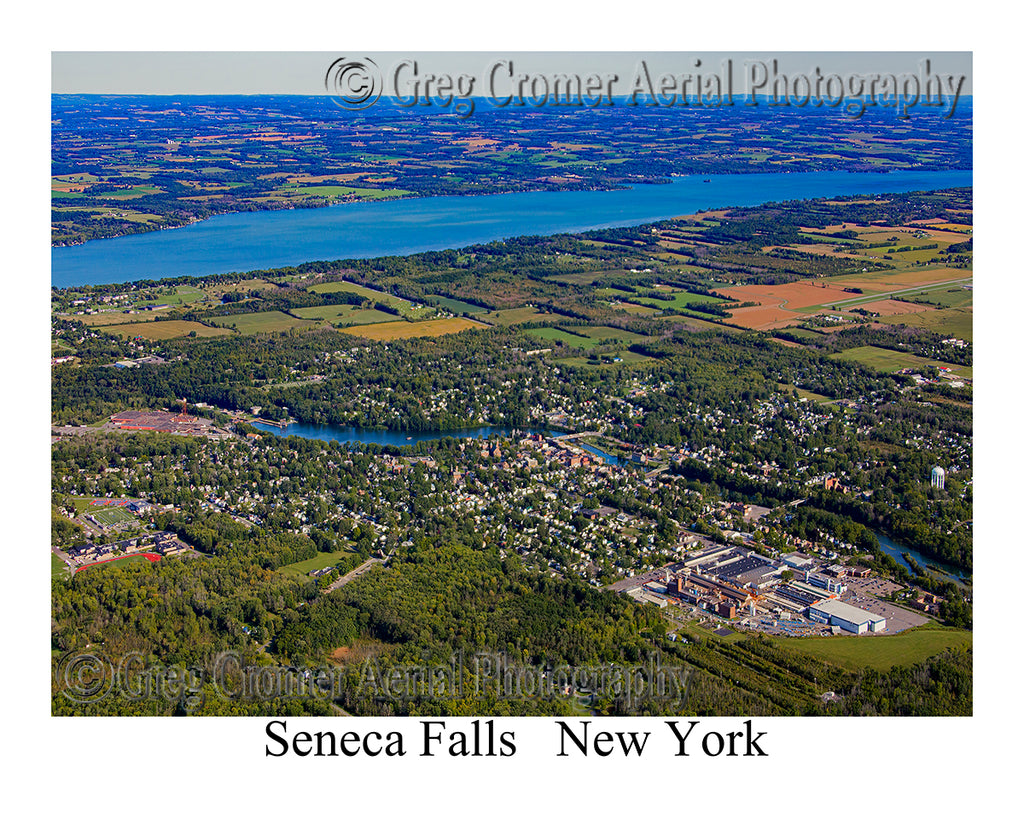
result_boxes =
[429,295,489,314]
[581,326,646,344]
[209,311,320,335]
[560,350,655,368]
[525,327,594,348]
[339,317,488,340]
[135,285,206,307]
[52,553,72,581]
[877,308,973,341]
[279,184,409,200]
[776,625,972,671]
[278,551,353,579]
[88,506,136,527]
[306,281,428,318]
[102,320,233,340]
[484,306,552,325]
[290,304,399,325]
[831,345,971,378]
[631,288,727,311]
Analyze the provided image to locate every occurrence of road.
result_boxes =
[323,557,382,594]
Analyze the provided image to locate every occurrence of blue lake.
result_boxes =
[251,422,561,447]
[52,169,971,287]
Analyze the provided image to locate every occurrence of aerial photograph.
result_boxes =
[50,51,973,720]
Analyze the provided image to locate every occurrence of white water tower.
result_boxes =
[931,465,945,490]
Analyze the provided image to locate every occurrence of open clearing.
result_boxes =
[102,320,232,340]
[278,551,354,579]
[877,307,973,341]
[484,306,551,325]
[290,305,398,325]
[339,316,488,340]
[777,625,972,671]
[831,345,971,378]
[209,311,320,335]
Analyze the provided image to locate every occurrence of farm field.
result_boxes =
[831,345,972,378]
[525,327,593,348]
[339,316,488,340]
[777,625,972,672]
[60,311,159,326]
[209,311,320,335]
[630,288,727,311]
[306,280,431,319]
[559,350,655,368]
[877,307,973,341]
[101,320,232,340]
[429,295,489,314]
[483,306,551,325]
[290,304,398,325]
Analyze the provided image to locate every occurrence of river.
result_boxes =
[52,169,972,287]
[873,529,970,585]
[251,422,561,447]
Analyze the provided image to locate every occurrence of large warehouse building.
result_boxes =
[807,600,886,634]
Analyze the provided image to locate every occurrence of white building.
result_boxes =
[807,599,886,634]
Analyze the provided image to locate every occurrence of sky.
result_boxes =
[51,51,972,95]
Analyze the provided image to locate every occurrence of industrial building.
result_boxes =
[807,599,886,634]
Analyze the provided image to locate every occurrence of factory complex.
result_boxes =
[624,543,900,636]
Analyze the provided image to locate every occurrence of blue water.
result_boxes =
[873,529,969,583]
[51,170,971,287]
[577,441,621,466]
[251,422,560,447]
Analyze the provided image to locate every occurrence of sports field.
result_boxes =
[89,506,136,527]
[776,625,972,671]
[339,317,488,340]
[102,320,232,340]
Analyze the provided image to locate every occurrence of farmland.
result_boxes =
[290,305,400,326]
[830,345,972,378]
[101,320,232,340]
[208,311,320,335]
[338,316,489,340]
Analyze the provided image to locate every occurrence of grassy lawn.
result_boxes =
[52,553,72,581]
[278,551,353,579]
[775,624,972,671]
